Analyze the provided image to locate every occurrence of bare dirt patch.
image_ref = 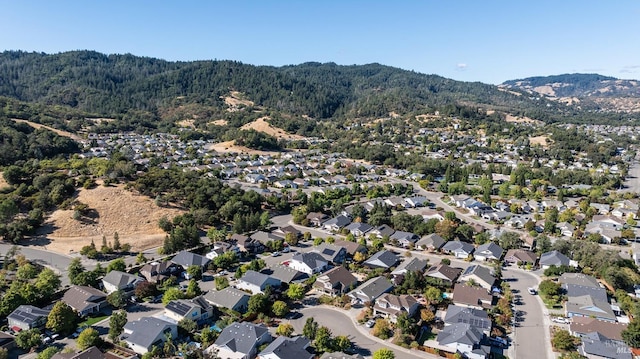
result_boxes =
[206,140,280,155]
[223,91,254,112]
[529,135,550,148]
[176,119,196,128]
[0,173,9,190]
[209,119,228,126]
[505,114,543,125]
[43,184,185,254]
[12,119,82,141]
[240,117,305,140]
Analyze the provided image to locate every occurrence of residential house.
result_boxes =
[208,322,272,359]
[250,231,284,246]
[570,316,627,343]
[363,250,399,269]
[206,242,240,260]
[50,346,107,359]
[390,231,419,248]
[258,336,313,359]
[560,273,616,322]
[391,257,428,276]
[320,353,364,359]
[590,203,611,215]
[322,215,351,232]
[421,210,445,222]
[458,265,496,291]
[424,264,463,285]
[313,243,347,264]
[171,251,211,275]
[306,212,329,227]
[140,261,179,283]
[539,250,574,269]
[274,226,301,240]
[556,222,576,237]
[373,294,419,322]
[444,304,492,335]
[313,266,358,296]
[267,265,308,284]
[164,296,213,324]
[441,240,475,259]
[504,249,538,267]
[473,242,504,262]
[62,286,108,317]
[415,234,446,252]
[333,239,367,257]
[8,305,50,332]
[289,252,328,275]
[404,196,428,208]
[344,222,373,237]
[232,234,263,254]
[436,323,490,359]
[348,276,393,305]
[236,270,282,295]
[578,331,631,359]
[385,196,407,208]
[452,285,494,310]
[204,287,251,313]
[102,270,144,294]
[122,317,178,355]
[368,224,396,239]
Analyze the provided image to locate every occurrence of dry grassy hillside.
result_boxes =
[43,183,185,254]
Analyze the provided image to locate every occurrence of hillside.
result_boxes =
[0,50,605,129]
[501,73,640,113]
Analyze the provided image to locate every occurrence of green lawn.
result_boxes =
[79,315,109,328]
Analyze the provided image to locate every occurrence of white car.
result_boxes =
[527,287,537,295]
[552,317,570,324]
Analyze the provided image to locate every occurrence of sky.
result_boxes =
[1,1,639,84]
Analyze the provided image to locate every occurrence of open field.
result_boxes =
[529,135,550,148]
[42,183,185,254]
[240,116,305,140]
[12,118,82,141]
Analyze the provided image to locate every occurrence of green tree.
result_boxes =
[248,293,268,314]
[271,301,289,317]
[303,317,318,340]
[622,319,640,348]
[276,323,294,337]
[539,279,562,297]
[136,252,148,264]
[36,347,60,359]
[424,286,443,305]
[186,265,203,280]
[199,327,217,347]
[373,348,395,359]
[178,318,198,334]
[286,283,306,301]
[16,328,42,351]
[314,326,332,353]
[67,257,85,284]
[34,268,61,299]
[333,335,352,352]
[215,276,229,290]
[109,310,128,342]
[77,327,101,350]
[46,301,77,335]
[113,231,121,251]
[0,348,7,359]
[16,263,38,280]
[162,287,185,305]
[106,258,126,273]
[552,329,578,351]
[185,279,202,298]
[107,289,127,308]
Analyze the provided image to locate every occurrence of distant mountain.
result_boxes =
[501,73,640,113]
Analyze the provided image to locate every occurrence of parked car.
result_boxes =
[552,317,570,324]
[365,319,376,328]
[490,337,508,348]
[527,287,537,295]
[271,251,281,257]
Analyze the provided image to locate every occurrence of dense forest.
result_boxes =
[0,50,632,133]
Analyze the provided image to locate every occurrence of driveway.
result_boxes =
[289,306,436,359]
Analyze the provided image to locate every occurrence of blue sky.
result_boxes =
[2,1,639,84]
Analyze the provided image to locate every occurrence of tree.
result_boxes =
[276,323,294,337]
[187,265,203,280]
[109,310,128,341]
[424,286,443,305]
[136,252,148,264]
[178,318,198,335]
[303,317,318,340]
[135,281,158,299]
[77,327,101,350]
[0,348,7,359]
[162,287,185,305]
[435,219,457,240]
[314,326,332,353]
[107,258,126,273]
[622,319,640,348]
[46,301,77,335]
[248,293,268,314]
[67,257,85,284]
[552,329,578,351]
[373,348,395,359]
[539,279,562,297]
[113,231,121,251]
[199,327,217,347]
[286,283,306,301]
[16,328,42,351]
[215,276,229,290]
[107,289,127,308]
[420,308,435,323]
[34,268,61,298]
[272,301,289,317]
[498,231,523,250]
[185,279,202,298]
[35,347,60,359]
[333,335,351,352]
[16,263,38,280]
[371,319,392,339]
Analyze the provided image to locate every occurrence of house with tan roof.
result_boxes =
[373,293,419,322]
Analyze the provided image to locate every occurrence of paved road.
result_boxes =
[290,306,434,359]
[619,159,640,193]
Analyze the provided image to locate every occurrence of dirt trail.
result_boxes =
[12,119,82,141]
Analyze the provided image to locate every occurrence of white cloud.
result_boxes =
[456,63,468,70]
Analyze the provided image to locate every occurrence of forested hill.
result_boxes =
[0,51,632,127]
[501,73,640,113]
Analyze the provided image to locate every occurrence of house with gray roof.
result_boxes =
[444,304,492,335]
[415,233,446,251]
[102,270,144,294]
[208,322,271,359]
[140,261,179,283]
[289,252,328,275]
[344,222,373,237]
[391,257,428,276]
[473,242,503,262]
[122,317,178,355]
[164,296,212,324]
[313,243,347,264]
[313,266,358,296]
[333,239,367,256]
[539,250,572,269]
[560,273,616,322]
[258,336,313,359]
[369,224,395,239]
[458,265,496,291]
[579,331,631,359]
[204,287,251,313]
[306,212,329,227]
[437,323,491,359]
[320,353,364,359]
[441,240,475,259]
[171,251,211,274]
[390,231,419,248]
[62,286,108,317]
[8,305,49,332]
[50,346,107,359]
[236,270,281,295]
[348,276,393,305]
[267,265,308,284]
[503,249,538,266]
[363,250,399,269]
[424,264,463,285]
[250,231,284,245]
[322,215,351,232]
